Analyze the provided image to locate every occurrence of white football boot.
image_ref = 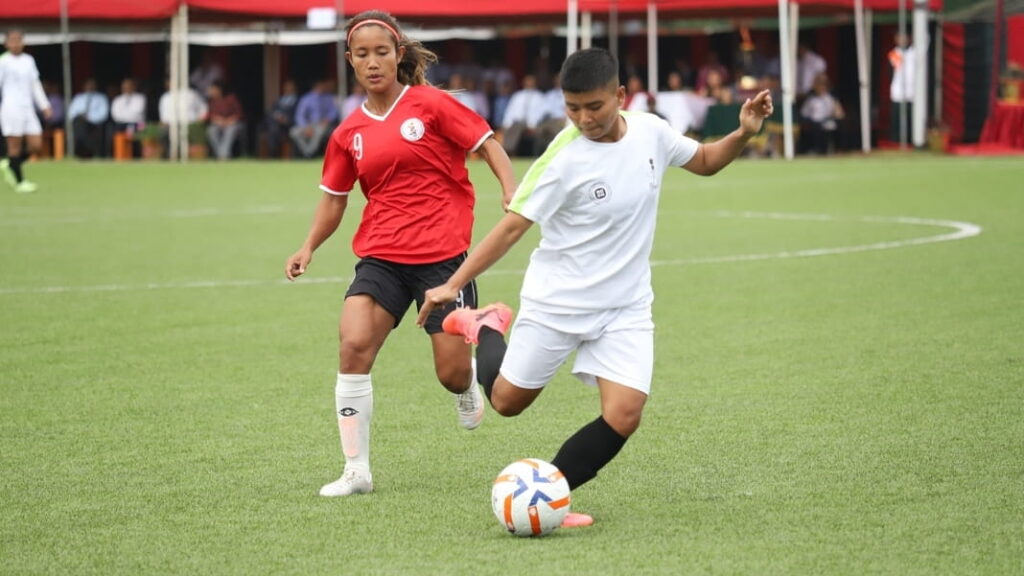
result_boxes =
[319,468,373,497]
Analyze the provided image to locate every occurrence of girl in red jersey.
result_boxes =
[284,10,517,497]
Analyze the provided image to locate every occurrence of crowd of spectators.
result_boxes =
[27,39,857,161]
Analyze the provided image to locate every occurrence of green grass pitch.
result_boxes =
[1,155,1021,575]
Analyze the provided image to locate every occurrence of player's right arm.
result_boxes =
[683,89,773,176]
[285,192,348,280]
[417,211,533,326]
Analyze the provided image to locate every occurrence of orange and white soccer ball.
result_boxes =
[491,458,571,537]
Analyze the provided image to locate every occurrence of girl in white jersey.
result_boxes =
[0,29,51,194]
[419,48,773,528]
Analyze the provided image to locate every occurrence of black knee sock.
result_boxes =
[475,326,507,401]
[9,155,25,182]
[551,416,628,490]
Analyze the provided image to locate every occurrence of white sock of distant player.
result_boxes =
[335,373,373,474]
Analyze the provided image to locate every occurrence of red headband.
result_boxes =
[346,19,400,45]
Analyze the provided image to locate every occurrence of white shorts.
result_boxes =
[0,109,43,137]
[500,300,655,395]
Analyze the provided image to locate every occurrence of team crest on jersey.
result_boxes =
[590,182,611,202]
[400,118,425,142]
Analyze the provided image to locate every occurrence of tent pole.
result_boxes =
[582,11,592,50]
[59,0,74,160]
[855,0,872,152]
[789,2,799,98]
[934,12,943,124]
[567,0,579,57]
[990,0,1004,113]
[647,2,658,95]
[609,0,619,64]
[179,3,190,163]
[778,0,794,160]
[169,10,179,161]
[912,0,928,147]
[898,0,907,148]
[337,0,347,104]
[866,8,873,86]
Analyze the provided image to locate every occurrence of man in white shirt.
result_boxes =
[158,84,207,126]
[110,77,146,157]
[0,29,51,193]
[111,78,146,129]
[796,42,827,97]
[67,78,109,158]
[499,74,545,156]
[534,75,568,155]
[158,80,208,155]
[419,48,773,529]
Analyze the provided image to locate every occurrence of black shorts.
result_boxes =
[345,254,479,334]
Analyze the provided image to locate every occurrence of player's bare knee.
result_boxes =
[489,394,525,417]
[436,363,472,393]
[338,338,379,373]
[603,410,642,437]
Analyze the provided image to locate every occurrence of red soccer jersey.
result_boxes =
[320,84,493,264]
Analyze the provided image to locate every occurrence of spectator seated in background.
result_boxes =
[654,71,700,134]
[500,74,545,157]
[797,41,827,99]
[205,82,245,160]
[623,74,653,113]
[488,77,514,132]
[39,80,65,158]
[696,52,730,95]
[110,77,146,157]
[699,69,734,105]
[158,80,208,155]
[533,75,567,155]
[263,79,298,158]
[448,73,488,120]
[340,83,367,121]
[799,73,845,155]
[41,79,64,130]
[67,78,109,159]
[289,79,339,159]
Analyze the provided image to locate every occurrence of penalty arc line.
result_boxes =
[650,212,982,266]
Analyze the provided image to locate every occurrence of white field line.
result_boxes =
[0,204,302,227]
[0,211,982,296]
[650,211,982,266]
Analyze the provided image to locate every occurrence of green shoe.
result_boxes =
[15,180,37,194]
[0,159,16,189]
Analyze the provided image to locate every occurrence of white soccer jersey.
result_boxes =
[508,111,699,314]
[0,52,48,114]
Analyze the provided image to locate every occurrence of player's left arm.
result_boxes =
[476,136,518,211]
[682,89,773,176]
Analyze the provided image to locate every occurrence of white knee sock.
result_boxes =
[335,373,373,474]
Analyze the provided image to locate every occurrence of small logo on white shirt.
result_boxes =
[400,118,425,142]
[590,182,611,202]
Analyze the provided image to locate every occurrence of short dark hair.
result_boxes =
[559,48,619,94]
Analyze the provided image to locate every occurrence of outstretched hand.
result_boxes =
[416,284,460,327]
[285,249,312,281]
[739,89,774,137]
